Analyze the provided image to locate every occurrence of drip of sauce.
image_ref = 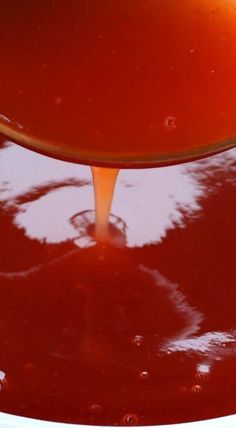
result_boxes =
[91,167,119,241]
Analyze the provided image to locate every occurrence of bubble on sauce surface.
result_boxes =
[131,335,144,347]
[164,116,177,130]
[191,384,203,394]
[138,371,150,381]
[122,414,139,426]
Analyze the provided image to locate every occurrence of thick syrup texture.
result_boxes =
[0,139,235,425]
[0,1,236,165]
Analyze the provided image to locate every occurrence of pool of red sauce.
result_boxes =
[0,137,235,425]
[0,1,236,425]
[1,0,236,165]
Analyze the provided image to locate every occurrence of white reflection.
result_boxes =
[142,265,236,373]
[196,363,211,374]
[0,114,24,130]
[0,141,90,201]
[0,141,235,247]
[0,371,5,382]
[140,266,203,340]
[16,186,92,244]
[0,142,92,244]
[0,249,77,279]
[165,331,236,354]
[114,166,203,247]
[0,370,6,391]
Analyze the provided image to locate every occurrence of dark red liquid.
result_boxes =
[0,0,236,165]
[0,138,235,425]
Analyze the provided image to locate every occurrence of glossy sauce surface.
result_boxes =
[0,1,236,165]
[0,139,235,425]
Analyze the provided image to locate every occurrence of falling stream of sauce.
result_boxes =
[91,167,119,241]
[0,140,235,426]
[0,0,236,424]
[1,0,236,238]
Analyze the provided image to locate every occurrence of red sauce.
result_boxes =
[0,1,235,425]
[0,0,236,166]
[0,139,235,425]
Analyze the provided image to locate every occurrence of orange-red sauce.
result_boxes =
[0,1,236,425]
[0,0,236,165]
[92,167,119,240]
[0,139,235,425]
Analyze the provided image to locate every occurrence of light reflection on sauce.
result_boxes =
[0,139,235,425]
